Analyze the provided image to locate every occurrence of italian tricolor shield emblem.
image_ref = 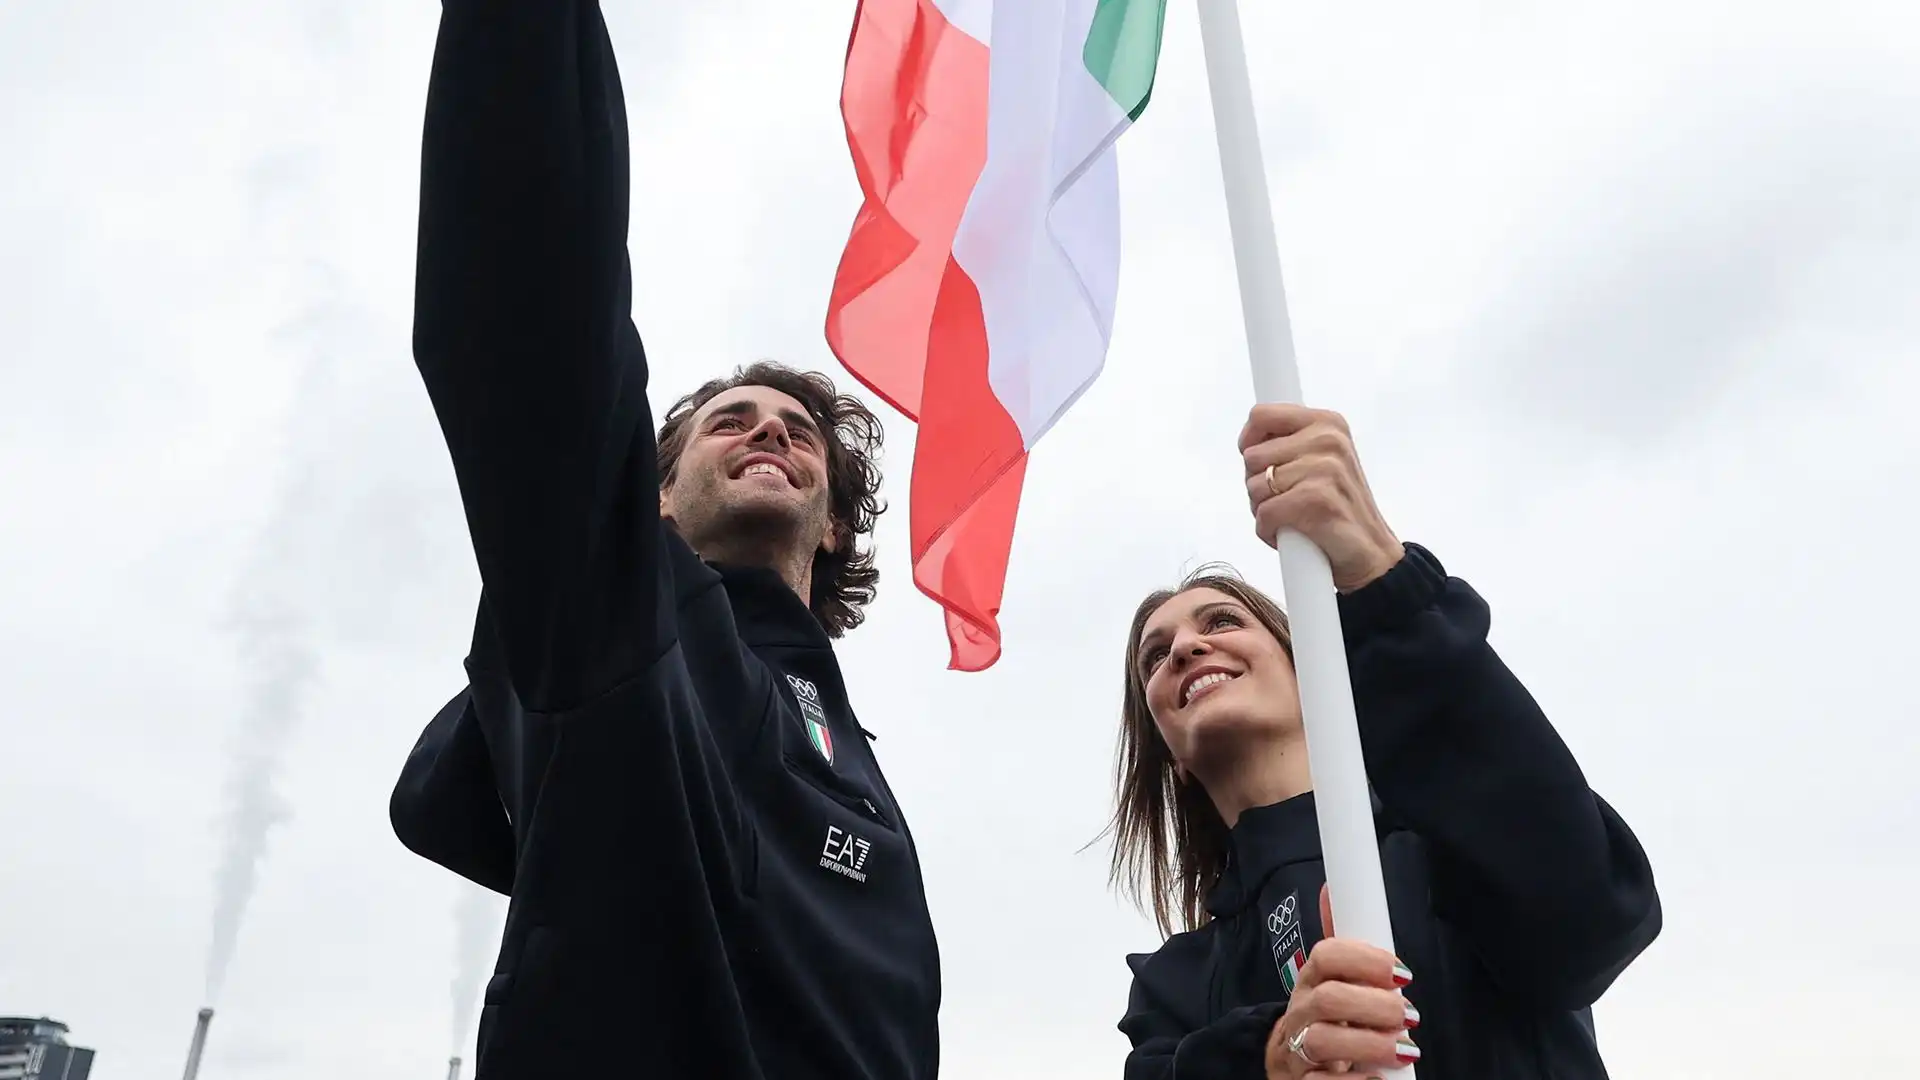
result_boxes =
[785,673,837,766]
[1270,892,1307,994]
[806,716,835,765]
[1278,939,1306,993]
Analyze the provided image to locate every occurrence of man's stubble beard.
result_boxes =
[670,474,828,578]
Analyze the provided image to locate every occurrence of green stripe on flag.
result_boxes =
[1083,0,1169,122]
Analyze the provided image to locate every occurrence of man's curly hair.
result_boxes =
[655,361,886,637]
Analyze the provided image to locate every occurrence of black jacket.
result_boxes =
[388,3,940,1077]
[1119,544,1660,1079]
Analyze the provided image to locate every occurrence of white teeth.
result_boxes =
[743,462,786,481]
[1183,672,1235,706]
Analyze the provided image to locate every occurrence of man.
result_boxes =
[386,4,940,1078]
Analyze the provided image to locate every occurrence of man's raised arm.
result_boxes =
[413,0,664,710]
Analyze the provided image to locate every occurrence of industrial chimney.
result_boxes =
[445,1055,463,1080]
[180,1008,214,1080]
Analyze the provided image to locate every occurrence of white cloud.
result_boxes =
[1,1,1913,1077]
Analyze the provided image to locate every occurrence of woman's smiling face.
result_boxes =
[1134,586,1302,771]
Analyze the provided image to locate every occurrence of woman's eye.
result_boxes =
[1207,612,1241,631]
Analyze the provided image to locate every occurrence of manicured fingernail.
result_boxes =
[1391,961,1413,986]
[1402,1001,1421,1029]
[1396,1037,1422,1064]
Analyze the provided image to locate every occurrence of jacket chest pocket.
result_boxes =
[781,751,895,832]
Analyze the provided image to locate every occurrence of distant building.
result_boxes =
[0,1018,94,1080]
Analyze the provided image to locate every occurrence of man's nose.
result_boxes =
[749,417,790,449]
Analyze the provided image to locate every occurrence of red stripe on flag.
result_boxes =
[913,259,1025,671]
[828,0,1024,671]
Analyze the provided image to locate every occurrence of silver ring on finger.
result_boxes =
[1286,1022,1320,1067]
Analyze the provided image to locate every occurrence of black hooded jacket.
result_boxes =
[1119,544,1661,1079]
[388,3,939,1077]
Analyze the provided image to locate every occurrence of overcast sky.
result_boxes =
[3,1,1915,1077]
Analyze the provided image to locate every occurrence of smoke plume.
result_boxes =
[199,282,344,1004]
[197,0,376,1011]
[204,459,322,1004]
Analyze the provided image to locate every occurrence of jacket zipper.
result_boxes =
[1207,912,1237,1019]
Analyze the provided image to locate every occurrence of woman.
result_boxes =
[1108,404,1660,1078]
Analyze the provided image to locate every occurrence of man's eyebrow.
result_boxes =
[706,398,822,438]
[778,406,822,438]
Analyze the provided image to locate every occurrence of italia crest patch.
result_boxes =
[1268,892,1307,994]
[784,673,835,765]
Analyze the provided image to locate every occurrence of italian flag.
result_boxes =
[806,716,835,763]
[828,0,1168,671]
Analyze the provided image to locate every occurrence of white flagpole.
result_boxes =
[1194,3,1412,1074]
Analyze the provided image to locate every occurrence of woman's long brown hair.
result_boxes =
[1105,565,1295,937]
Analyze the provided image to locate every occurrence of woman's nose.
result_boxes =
[1168,634,1209,668]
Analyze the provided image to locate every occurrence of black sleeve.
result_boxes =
[1118,976,1280,1080]
[1342,543,1663,1011]
[413,0,669,713]
[389,687,515,895]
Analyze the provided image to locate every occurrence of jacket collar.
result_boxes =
[710,561,833,652]
[1205,789,1388,918]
